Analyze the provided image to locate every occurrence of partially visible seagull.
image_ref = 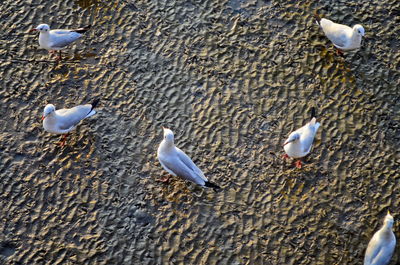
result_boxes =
[30,23,91,60]
[157,127,220,190]
[42,99,99,146]
[283,117,320,168]
[314,12,365,54]
[364,212,396,265]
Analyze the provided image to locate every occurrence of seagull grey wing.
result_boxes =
[158,158,177,177]
[51,29,74,34]
[50,32,82,49]
[300,127,317,153]
[301,136,314,153]
[161,155,206,186]
[176,147,207,182]
[56,105,93,130]
[364,238,381,264]
[326,29,348,48]
[369,246,394,265]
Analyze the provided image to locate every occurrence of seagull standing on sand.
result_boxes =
[314,12,365,54]
[157,128,220,190]
[283,117,320,168]
[30,24,91,60]
[42,99,99,146]
[364,212,396,265]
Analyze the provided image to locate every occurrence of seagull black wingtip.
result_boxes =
[310,106,316,119]
[204,181,221,191]
[90,98,100,111]
[73,25,92,34]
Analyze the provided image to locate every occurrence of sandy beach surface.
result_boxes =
[0,0,399,264]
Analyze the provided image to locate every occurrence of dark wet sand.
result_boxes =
[0,0,399,264]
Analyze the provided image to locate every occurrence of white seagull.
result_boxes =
[364,212,396,265]
[157,127,220,190]
[283,117,320,168]
[30,23,91,59]
[315,12,365,53]
[42,99,99,146]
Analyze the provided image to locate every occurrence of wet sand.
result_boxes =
[0,0,399,264]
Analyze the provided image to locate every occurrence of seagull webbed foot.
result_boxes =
[295,160,302,169]
[157,176,170,183]
[336,48,344,57]
[58,134,68,147]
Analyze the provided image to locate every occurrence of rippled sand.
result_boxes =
[0,0,399,264]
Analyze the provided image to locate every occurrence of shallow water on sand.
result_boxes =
[0,0,399,264]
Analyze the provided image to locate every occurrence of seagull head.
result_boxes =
[30,24,50,33]
[384,211,394,228]
[353,24,365,37]
[42,104,56,120]
[162,127,174,144]
[283,132,300,146]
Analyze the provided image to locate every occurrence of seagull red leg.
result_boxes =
[295,160,302,169]
[57,50,62,61]
[282,154,289,159]
[336,48,344,56]
[49,50,62,60]
[157,176,170,183]
[58,133,69,147]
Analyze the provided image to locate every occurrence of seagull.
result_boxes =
[30,24,91,60]
[283,117,320,168]
[157,127,220,190]
[314,12,365,54]
[42,99,99,146]
[364,212,396,265]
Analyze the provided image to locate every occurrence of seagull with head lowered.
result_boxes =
[283,117,320,168]
[157,127,220,190]
[314,12,365,54]
[30,23,91,60]
[364,212,396,265]
[42,99,99,146]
